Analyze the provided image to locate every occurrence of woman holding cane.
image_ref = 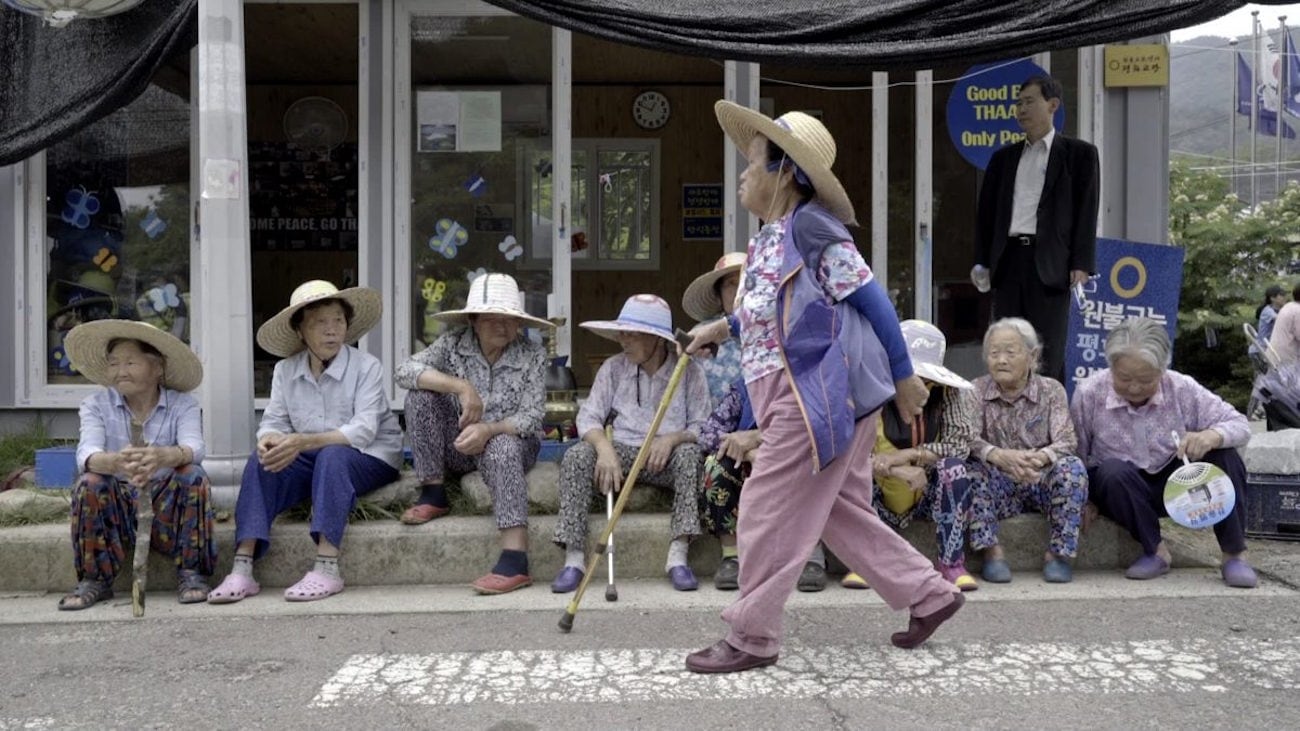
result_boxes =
[684,104,962,673]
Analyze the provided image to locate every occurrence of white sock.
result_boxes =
[232,554,255,579]
[807,542,826,568]
[314,555,341,580]
[665,537,690,571]
[565,549,586,569]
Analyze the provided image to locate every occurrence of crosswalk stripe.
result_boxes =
[311,637,1300,707]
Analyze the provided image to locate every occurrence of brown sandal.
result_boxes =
[57,579,114,611]
[177,570,210,604]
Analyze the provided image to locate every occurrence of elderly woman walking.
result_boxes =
[60,319,214,609]
[684,103,961,674]
[208,280,404,603]
[552,294,710,593]
[966,318,1088,584]
[1071,317,1257,588]
[396,273,551,594]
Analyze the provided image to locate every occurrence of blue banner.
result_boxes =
[945,58,1064,170]
[682,183,723,240]
[1065,238,1184,399]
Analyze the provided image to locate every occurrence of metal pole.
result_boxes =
[723,61,760,254]
[1230,39,1238,199]
[871,71,888,290]
[1278,17,1288,199]
[914,69,933,322]
[1252,10,1261,206]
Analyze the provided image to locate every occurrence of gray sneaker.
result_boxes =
[713,557,740,590]
[797,562,827,592]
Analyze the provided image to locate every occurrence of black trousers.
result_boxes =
[993,241,1070,383]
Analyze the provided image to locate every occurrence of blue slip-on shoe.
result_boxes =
[668,565,699,591]
[1042,558,1073,584]
[981,558,1012,583]
[1221,558,1258,588]
[1124,554,1170,580]
[550,566,584,593]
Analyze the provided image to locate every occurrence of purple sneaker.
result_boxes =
[668,565,699,591]
[1124,554,1170,580]
[1221,558,1258,589]
[551,566,584,593]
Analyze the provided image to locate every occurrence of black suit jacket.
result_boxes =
[974,134,1100,291]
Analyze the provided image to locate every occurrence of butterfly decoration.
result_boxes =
[429,218,468,259]
[498,235,523,262]
[422,277,447,304]
[50,345,76,374]
[462,173,488,198]
[466,267,487,283]
[146,284,181,314]
[534,159,552,178]
[93,247,118,273]
[139,210,168,240]
[62,187,101,230]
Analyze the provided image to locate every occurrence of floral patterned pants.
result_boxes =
[553,441,702,551]
[71,465,216,583]
[700,453,749,538]
[872,456,974,566]
[967,456,1089,558]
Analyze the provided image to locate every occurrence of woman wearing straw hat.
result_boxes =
[208,280,403,604]
[551,294,711,593]
[966,318,1088,585]
[683,103,961,673]
[687,253,830,592]
[839,320,979,592]
[395,273,551,595]
[59,319,214,610]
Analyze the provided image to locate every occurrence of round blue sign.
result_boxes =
[946,59,1066,170]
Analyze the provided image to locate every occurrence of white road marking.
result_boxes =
[312,638,1300,707]
[0,720,57,730]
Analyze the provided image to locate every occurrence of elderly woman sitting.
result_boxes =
[396,273,551,595]
[208,281,404,604]
[552,294,710,593]
[1071,317,1257,588]
[60,320,214,610]
[849,320,980,592]
[966,318,1088,584]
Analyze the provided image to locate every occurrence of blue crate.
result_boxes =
[539,439,576,463]
[35,446,77,489]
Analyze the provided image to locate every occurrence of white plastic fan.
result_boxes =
[283,97,349,152]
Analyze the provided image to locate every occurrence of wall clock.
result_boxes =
[632,90,671,130]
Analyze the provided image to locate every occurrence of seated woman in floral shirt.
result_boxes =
[966,318,1088,585]
[395,273,551,595]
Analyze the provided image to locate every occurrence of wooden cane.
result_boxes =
[560,331,696,632]
[131,476,152,618]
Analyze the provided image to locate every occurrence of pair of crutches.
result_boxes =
[559,330,700,633]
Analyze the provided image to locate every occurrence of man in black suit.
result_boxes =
[973,74,1099,383]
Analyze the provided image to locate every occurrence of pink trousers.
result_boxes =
[722,371,958,658]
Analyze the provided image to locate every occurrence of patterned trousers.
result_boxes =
[872,456,974,566]
[406,389,539,529]
[700,453,749,537]
[71,464,216,583]
[967,456,1089,558]
[553,441,703,551]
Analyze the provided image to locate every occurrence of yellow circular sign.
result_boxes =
[1110,256,1147,299]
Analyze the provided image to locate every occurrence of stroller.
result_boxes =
[1245,323,1300,430]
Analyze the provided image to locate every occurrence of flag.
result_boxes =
[1285,31,1300,118]
[1238,51,1297,139]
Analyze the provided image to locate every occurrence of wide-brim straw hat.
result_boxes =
[65,319,204,392]
[683,251,746,322]
[431,272,553,330]
[901,319,972,390]
[580,294,677,347]
[714,100,857,225]
[256,280,382,358]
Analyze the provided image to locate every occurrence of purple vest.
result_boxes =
[774,203,896,472]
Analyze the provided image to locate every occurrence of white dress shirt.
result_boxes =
[1009,127,1055,236]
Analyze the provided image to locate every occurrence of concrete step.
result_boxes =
[0,513,1212,593]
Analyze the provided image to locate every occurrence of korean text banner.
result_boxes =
[1065,238,1184,399]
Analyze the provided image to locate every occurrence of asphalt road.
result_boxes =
[1,572,1297,730]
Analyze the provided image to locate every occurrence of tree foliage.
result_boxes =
[1169,160,1300,408]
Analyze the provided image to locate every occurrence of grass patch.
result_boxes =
[0,418,74,479]
[0,487,72,527]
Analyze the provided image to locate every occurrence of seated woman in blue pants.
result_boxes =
[208,280,404,604]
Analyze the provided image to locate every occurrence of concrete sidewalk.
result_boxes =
[0,511,1213,594]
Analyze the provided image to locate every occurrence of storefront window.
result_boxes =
[43,78,190,385]
[409,14,553,353]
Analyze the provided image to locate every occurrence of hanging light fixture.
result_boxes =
[2,0,145,28]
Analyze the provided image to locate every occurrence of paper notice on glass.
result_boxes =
[416,91,459,152]
[457,91,502,152]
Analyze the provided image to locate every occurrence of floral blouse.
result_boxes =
[395,326,547,436]
[969,374,1077,464]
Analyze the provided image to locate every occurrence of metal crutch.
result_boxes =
[559,331,696,632]
[603,416,619,602]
